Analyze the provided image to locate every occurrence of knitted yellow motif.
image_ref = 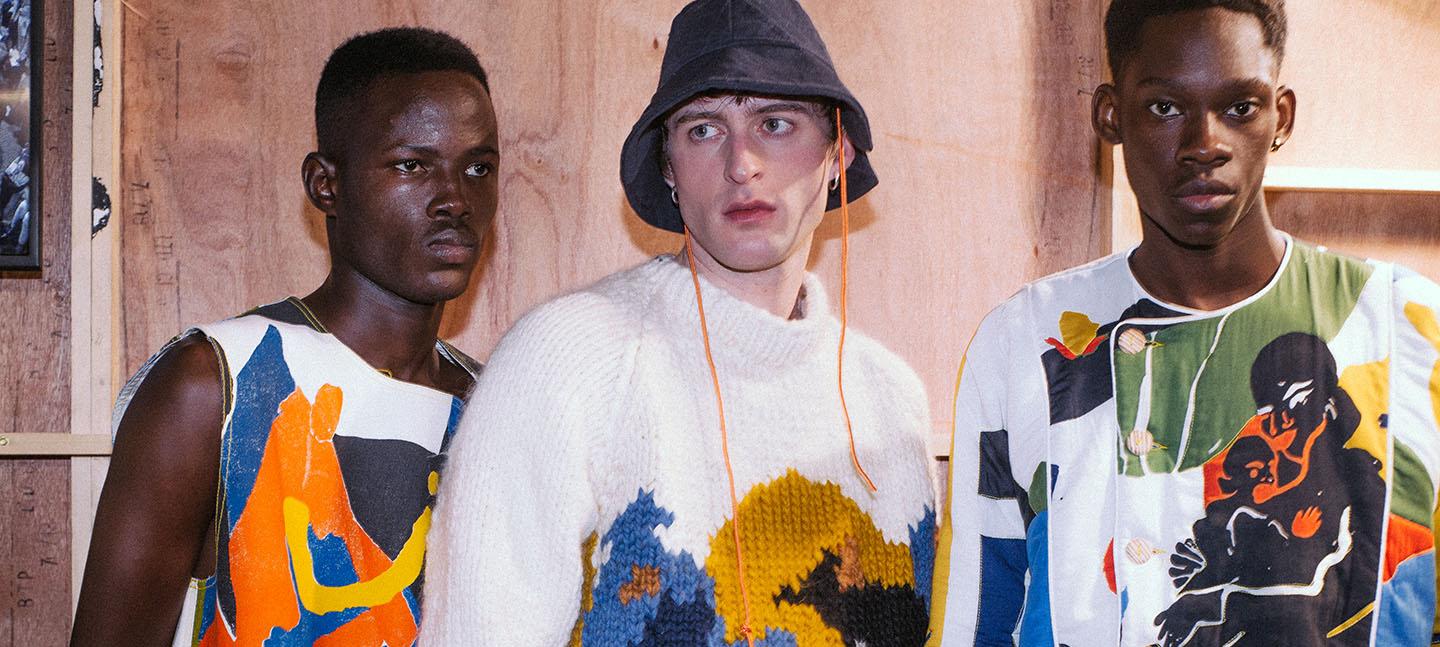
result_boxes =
[706,469,917,645]
[567,532,598,647]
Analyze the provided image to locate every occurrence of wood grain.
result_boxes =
[116,0,1111,441]
[1269,190,1440,279]
[0,0,74,642]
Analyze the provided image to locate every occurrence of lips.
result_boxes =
[1172,179,1237,214]
[723,199,777,224]
[425,228,479,264]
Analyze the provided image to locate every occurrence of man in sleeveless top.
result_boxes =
[421,1,936,645]
[928,1,1440,645]
[72,28,496,646]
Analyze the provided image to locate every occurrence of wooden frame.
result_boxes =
[0,0,42,270]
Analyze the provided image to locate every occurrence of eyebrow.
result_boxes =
[671,100,814,126]
[386,143,500,156]
[1135,76,1273,95]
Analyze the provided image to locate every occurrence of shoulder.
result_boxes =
[494,271,650,367]
[474,262,667,405]
[112,330,225,453]
[1391,264,1440,309]
[844,331,925,397]
[976,251,1133,341]
[842,330,930,428]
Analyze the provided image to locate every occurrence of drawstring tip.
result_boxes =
[855,462,878,493]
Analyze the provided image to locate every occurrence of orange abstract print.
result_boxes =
[205,385,425,645]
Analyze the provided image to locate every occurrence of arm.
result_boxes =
[929,304,1028,647]
[421,296,626,646]
[72,334,223,647]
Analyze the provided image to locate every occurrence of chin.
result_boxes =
[1147,212,1241,251]
[711,243,794,273]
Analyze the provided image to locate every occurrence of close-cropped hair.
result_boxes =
[314,27,490,158]
[1104,0,1287,77]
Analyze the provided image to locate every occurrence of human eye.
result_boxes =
[688,123,720,141]
[465,162,492,178]
[393,159,422,173]
[1147,101,1181,118]
[761,117,794,135]
[1225,101,1260,118]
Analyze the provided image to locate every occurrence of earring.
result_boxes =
[1270,138,1283,152]
[671,188,679,205]
[829,175,840,192]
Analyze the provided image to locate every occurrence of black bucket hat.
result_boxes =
[620,0,878,233]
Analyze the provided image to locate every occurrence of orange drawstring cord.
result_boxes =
[683,230,757,647]
[836,106,878,493]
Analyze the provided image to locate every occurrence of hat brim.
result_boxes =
[620,43,878,233]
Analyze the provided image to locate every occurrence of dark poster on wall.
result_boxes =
[0,0,39,270]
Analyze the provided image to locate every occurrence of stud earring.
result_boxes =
[1271,138,1283,152]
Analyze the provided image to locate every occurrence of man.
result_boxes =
[421,1,935,645]
[929,1,1440,645]
[72,28,497,646]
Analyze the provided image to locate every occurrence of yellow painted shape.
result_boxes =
[1327,600,1375,638]
[1057,311,1102,357]
[1339,359,1391,471]
[282,495,432,615]
[1404,302,1440,430]
[707,469,918,645]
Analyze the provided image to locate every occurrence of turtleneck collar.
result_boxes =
[643,255,838,374]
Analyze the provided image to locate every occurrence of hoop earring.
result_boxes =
[671,188,679,205]
[829,175,840,192]
[1270,138,1283,152]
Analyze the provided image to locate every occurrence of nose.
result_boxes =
[724,133,762,185]
[430,169,471,221]
[1177,112,1233,168]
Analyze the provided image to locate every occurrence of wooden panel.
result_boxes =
[118,0,1110,445]
[0,0,74,642]
[1268,0,1440,172]
[1269,190,1440,281]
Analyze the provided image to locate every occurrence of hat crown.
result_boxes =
[660,0,836,91]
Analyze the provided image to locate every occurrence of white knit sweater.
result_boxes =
[421,256,936,646]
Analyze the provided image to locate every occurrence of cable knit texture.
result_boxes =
[422,256,936,646]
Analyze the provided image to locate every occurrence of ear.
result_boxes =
[660,157,676,190]
[1092,83,1122,145]
[302,152,339,215]
[1272,85,1297,151]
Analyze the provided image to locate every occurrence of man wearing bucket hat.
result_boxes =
[421,1,936,645]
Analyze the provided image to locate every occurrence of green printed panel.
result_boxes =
[1391,440,1436,527]
[1115,244,1374,474]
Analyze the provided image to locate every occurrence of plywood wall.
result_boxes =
[1268,0,1440,173]
[0,0,75,642]
[118,0,1111,444]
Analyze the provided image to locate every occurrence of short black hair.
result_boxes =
[1104,0,1287,78]
[315,28,489,158]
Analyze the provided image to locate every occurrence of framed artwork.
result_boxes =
[0,0,39,270]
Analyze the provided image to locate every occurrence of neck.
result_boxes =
[680,238,813,319]
[300,268,446,384]
[1129,206,1286,311]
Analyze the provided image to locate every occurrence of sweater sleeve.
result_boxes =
[929,296,1027,646]
[1389,265,1440,641]
[420,292,638,646]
